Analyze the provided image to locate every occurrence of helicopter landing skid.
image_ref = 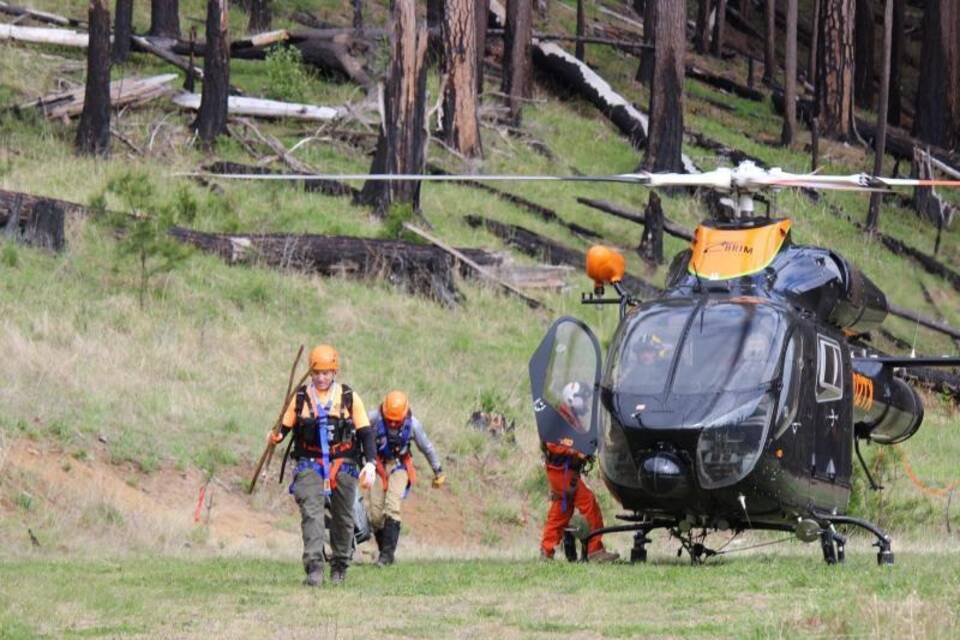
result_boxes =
[817,513,895,566]
[573,521,675,563]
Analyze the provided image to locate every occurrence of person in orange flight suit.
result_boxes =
[539,382,618,562]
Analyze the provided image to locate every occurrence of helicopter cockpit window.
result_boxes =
[773,331,803,439]
[608,303,690,395]
[816,335,843,403]
[671,304,785,394]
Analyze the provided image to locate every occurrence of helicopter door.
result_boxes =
[812,334,851,483]
[529,316,603,456]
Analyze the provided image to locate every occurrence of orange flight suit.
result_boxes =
[539,443,606,558]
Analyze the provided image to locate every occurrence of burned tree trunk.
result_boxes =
[113,0,133,63]
[854,0,874,109]
[149,0,179,39]
[636,0,656,86]
[442,0,482,157]
[643,0,685,173]
[887,0,903,126]
[695,0,710,54]
[427,0,444,62]
[575,0,585,61]
[763,0,775,84]
[808,0,821,85]
[248,0,271,33]
[866,0,894,231]
[817,0,855,140]
[194,0,229,147]
[356,0,429,215]
[476,0,489,92]
[353,0,363,32]
[76,0,111,157]
[913,0,959,149]
[638,192,664,265]
[710,0,726,57]
[502,0,533,125]
[781,0,798,145]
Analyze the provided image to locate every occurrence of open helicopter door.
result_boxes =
[529,317,603,455]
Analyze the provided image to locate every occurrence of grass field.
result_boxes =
[1,550,959,639]
[3,3,960,636]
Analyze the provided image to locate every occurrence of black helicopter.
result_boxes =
[190,161,960,565]
[527,164,960,566]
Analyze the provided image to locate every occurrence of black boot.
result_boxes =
[330,563,347,585]
[374,527,385,553]
[303,561,323,587]
[378,518,401,566]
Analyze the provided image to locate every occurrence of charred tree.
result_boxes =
[763,0,775,84]
[887,0,903,126]
[866,0,894,230]
[194,0,229,147]
[808,0,821,85]
[638,192,664,265]
[781,0,798,145]
[113,0,133,63]
[636,0,656,86]
[575,0,585,60]
[643,0,685,172]
[76,0,111,157]
[502,0,533,125]
[149,0,179,39]
[854,0,874,109]
[711,0,727,57]
[427,0,444,61]
[817,0,855,140]
[695,0,711,54]
[476,0,489,92]
[913,0,959,149]
[442,0,482,157]
[248,0,271,33]
[356,0,429,215]
[353,0,363,31]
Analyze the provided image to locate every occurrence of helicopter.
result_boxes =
[190,161,960,565]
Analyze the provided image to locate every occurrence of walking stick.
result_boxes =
[248,345,307,494]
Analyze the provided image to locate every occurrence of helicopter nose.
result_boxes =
[638,452,691,500]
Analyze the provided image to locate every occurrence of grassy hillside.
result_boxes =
[2,0,959,568]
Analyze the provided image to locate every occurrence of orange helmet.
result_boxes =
[382,390,409,423]
[309,344,339,372]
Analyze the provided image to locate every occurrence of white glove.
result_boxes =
[359,462,377,489]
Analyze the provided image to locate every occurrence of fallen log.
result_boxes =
[0,2,84,27]
[576,197,694,241]
[685,65,764,101]
[402,222,544,308]
[203,161,358,198]
[21,74,177,120]
[0,23,90,47]
[172,93,344,121]
[0,188,88,226]
[880,234,960,298]
[426,163,602,239]
[130,35,205,81]
[464,214,661,299]
[167,227,501,306]
[171,29,290,56]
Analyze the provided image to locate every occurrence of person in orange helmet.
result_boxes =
[364,390,445,566]
[269,344,377,586]
[540,382,618,562]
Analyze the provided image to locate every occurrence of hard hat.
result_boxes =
[309,344,339,372]
[382,390,409,423]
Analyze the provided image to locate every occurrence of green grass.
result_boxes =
[0,554,958,638]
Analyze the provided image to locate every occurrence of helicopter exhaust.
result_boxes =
[851,361,924,445]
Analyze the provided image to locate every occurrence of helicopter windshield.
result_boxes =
[608,298,787,398]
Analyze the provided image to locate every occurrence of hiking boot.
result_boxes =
[377,518,401,566]
[539,549,554,561]
[303,562,324,587]
[587,548,619,563]
[330,564,347,585]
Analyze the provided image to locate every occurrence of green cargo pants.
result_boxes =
[292,466,359,571]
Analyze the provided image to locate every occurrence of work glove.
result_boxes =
[267,430,283,445]
[359,462,377,490]
[432,473,446,489]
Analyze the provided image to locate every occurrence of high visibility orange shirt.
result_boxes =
[282,382,371,431]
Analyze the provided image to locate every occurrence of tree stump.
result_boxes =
[76,0,111,157]
[638,192,664,265]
